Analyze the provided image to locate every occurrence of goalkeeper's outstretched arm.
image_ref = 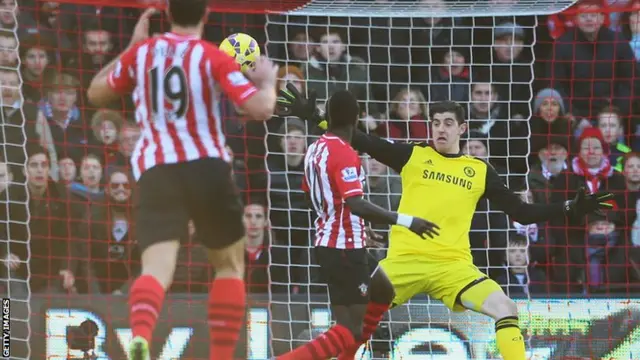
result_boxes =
[351,129,417,174]
[483,162,614,224]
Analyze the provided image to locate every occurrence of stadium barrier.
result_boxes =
[14,294,639,359]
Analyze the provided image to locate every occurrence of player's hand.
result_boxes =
[246,56,278,89]
[564,187,614,217]
[409,218,440,239]
[364,226,385,248]
[277,83,326,129]
[129,8,158,47]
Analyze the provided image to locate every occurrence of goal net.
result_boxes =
[3,0,640,359]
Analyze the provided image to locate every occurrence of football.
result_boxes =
[219,33,260,72]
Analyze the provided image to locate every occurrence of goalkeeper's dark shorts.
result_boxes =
[135,157,245,252]
[315,247,379,306]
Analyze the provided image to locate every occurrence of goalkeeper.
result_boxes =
[277,85,614,360]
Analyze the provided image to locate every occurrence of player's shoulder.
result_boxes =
[463,155,496,176]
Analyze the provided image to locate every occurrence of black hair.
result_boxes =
[26,143,49,162]
[507,232,528,247]
[327,90,360,130]
[168,0,207,27]
[428,101,466,124]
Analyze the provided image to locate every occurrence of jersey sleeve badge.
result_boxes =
[341,167,359,183]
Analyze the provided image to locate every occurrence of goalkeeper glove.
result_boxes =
[564,187,614,217]
[276,83,327,130]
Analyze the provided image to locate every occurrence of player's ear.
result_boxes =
[458,121,467,136]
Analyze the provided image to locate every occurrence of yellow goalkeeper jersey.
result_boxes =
[352,132,565,262]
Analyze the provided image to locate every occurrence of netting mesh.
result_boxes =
[3,0,640,358]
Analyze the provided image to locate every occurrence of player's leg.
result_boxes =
[457,278,525,360]
[338,255,395,360]
[185,158,247,360]
[128,165,189,360]
[277,247,371,360]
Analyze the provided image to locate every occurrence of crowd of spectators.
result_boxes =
[1,0,640,303]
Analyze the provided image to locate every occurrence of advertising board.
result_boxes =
[10,295,640,359]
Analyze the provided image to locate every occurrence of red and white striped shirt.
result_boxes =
[107,32,258,180]
[302,134,366,249]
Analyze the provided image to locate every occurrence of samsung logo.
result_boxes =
[422,170,473,190]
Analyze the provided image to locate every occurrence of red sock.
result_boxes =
[208,278,246,360]
[338,302,389,360]
[128,275,165,342]
[277,324,355,360]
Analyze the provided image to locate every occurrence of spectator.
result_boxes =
[364,156,402,239]
[583,214,633,293]
[57,155,76,187]
[596,106,632,171]
[491,22,534,118]
[428,47,470,104]
[0,31,17,67]
[0,160,18,297]
[0,0,36,37]
[243,201,289,293]
[80,168,138,294]
[512,189,557,277]
[77,21,115,90]
[19,33,55,103]
[304,28,377,116]
[0,68,39,170]
[287,30,316,65]
[69,153,103,201]
[554,127,626,194]
[622,153,640,242]
[494,233,549,296]
[267,118,311,291]
[374,88,429,142]
[391,0,471,87]
[3,145,84,294]
[547,0,636,118]
[529,135,569,205]
[90,109,123,158]
[620,0,640,61]
[276,65,305,93]
[551,127,625,293]
[530,88,576,153]
[105,120,140,169]
[39,71,90,163]
[467,80,528,174]
[31,1,74,63]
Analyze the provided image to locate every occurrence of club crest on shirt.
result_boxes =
[341,167,359,182]
[464,166,476,178]
[358,282,368,297]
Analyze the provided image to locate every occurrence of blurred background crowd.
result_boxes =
[2,0,640,302]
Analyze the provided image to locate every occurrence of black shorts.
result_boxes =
[135,158,245,252]
[315,247,376,306]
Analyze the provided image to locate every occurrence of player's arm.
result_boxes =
[213,52,278,121]
[483,162,614,224]
[332,156,439,239]
[87,8,156,106]
[277,83,415,173]
[345,196,438,239]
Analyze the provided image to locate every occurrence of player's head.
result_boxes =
[327,89,360,131]
[428,101,466,154]
[167,0,209,28]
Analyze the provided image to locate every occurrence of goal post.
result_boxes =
[5,0,640,359]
